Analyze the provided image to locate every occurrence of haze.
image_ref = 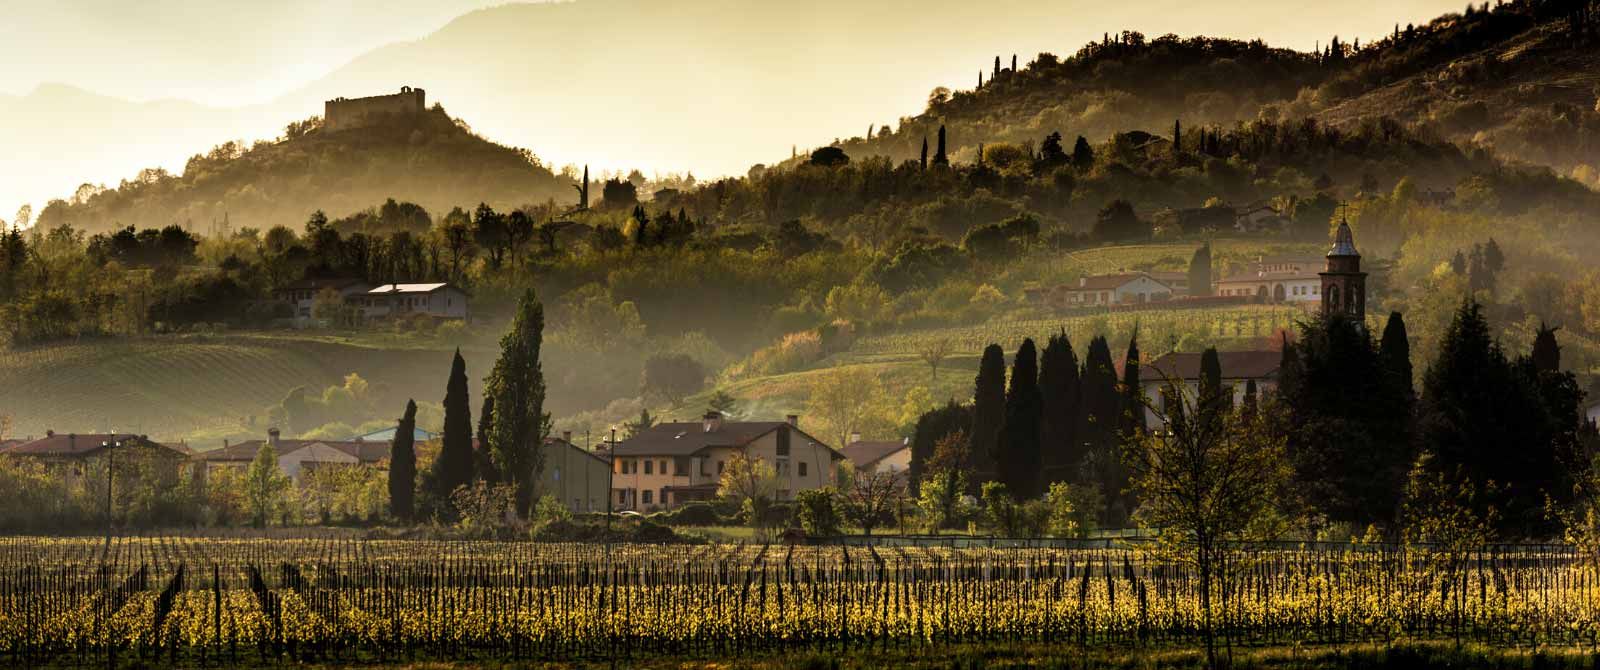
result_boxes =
[1,0,1465,224]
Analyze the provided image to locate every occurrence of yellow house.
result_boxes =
[609,412,843,512]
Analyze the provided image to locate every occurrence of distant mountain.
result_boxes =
[35,107,572,234]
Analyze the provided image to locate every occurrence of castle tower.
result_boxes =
[1319,219,1366,322]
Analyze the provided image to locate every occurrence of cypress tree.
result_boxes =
[993,56,1001,79]
[428,349,475,511]
[920,137,929,171]
[475,395,500,482]
[1077,336,1120,468]
[1242,379,1258,418]
[1379,311,1414,404]
[1532,323,1561,373]
[388,399,417,522]
[1071,135,1094,169]
[970,344,1007,489]
[1011,54,1017,72]
[485,288,549,517]
[1199,347,1223,409]
[1188,243,1212,297]
[934,125,950,166]
[1173,119,1182,155]
[997,339,1043,499]
[1120,330,1146,437]
[1038,331,1081,487]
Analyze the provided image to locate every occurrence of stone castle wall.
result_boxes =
[324,87,426,132]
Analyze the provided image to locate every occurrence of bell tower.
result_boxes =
[1320,219,1366,322]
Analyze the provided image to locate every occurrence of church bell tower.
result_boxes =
[1320,219,1366,322]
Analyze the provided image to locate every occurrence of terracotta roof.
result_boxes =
[1068,273,1167,292]
[842,439,908,469]
[195,439,388,463]
[0,439,25,454]
[1215,270,1321,284]
[612,420,839,458]
[1144,351,1282,382]
[3,433,188,458]
[544,437,611,465]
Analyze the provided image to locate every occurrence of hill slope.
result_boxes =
[34,107,572,234]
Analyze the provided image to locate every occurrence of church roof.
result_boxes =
[1328,221,1359,257]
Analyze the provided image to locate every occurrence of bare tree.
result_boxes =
[920,338,953,383]
[842,467,906,535]
[1124,377,1290,670]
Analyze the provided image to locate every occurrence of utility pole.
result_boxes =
[101,437,123,548]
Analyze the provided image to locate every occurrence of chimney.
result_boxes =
[848,431,861,445]
[1079,277,1087,288]
[267,428,280,449]
[69,434,75,450]
[46,429,54,437]
[562,430,572,443]
[224,439,230,449]
[786,414,799,427]
[703,411,722,433]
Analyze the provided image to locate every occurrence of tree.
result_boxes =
[1126,382,1290,670]
[842,468,905,535]
[1038,131,1067,167]
[601,178,638,208]
[805,366,893,451]
[718,451,780,533]
[625,409,657,438]
[640,353,706,405]
[918,430,971,532]
[970,344,1007,486]
[1532,322,1561,373]
[706,389,739,416]
[1173,119,1182,155]
[475,395,500,482]
[1120,330,1147,437]
[472,203,510,270]
[1379,311,1415,403]
[426,349,476,514]
[1038,331,1081,487]
[919,137,929,170]
[1092,200,1148,241]
[919,338,953,383]
[1071,135,1095,169]
[485,289,548,517]
[933,125,949,166]
[997,339,1043,499]
[909,401,972,496]
[794,487,843,536]
[1188,243,1213,297]
[244,444,290,528]
[809,146,850,167]
[388,399,418,522]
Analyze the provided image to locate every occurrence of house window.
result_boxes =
[699,459,708,477]
[659,489,669,505]
[674,457,691,475]
[642,490,653,505]
[776,428,790,457]
[553,467,561,482]
[644,460,653,475]
[798,462,808,477]
[659,459,667,474]
[618,490,627,504]
[717,460,725,474]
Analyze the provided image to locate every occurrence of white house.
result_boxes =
[1061,273,1175,307]
[357,283,469,321]
[194,429,389,482]
[1139,350,1281,428]
[608,412,843,511]
[1213,256,1324,304]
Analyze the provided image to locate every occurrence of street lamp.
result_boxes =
[101,437,124,548]
[606,427,617,531]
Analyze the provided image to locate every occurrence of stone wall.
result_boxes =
[324,86,426,132]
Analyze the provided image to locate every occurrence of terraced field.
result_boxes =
[0,335,470,445]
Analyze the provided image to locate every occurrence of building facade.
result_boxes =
[273,279,370,327]
[1213,256,1324,304]
[358,283,469,321]
[608,413,842,512]
[324,87,426,132]
[540,434,612,513]
[1059,273,1176,307]
[841,437,911,478]
[194,429,388,482]
[1140,351,1282,427]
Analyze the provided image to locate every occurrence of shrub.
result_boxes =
[795,488,843,537]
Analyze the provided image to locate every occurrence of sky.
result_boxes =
[0,0,1471,226]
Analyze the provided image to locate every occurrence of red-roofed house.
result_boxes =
[842,437,911,478]
[608,411,843,511]
[193,428,390,482]
[1061,273,1176,307]
[1,432,192,487]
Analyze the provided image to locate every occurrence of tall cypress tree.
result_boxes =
[993,56,1001,80]
[486,288,549,517]
[1120,330,1146,437]
[998,339,1043,499]
[1198,347,1223,410]
[1038,331,1081,487]
[388,399,417,522]
[1077,337,1120,466]
[475,395,500,483]
[1173,119,1182,155]
[970,344,1007,489]
[934,125,949,166]
[920,137,929,171]
[1188,243,1212,297]
[428,349,475,511]
[1532,323,1561,373]
[1379,311,1414,404]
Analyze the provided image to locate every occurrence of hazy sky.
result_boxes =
[0,0,1471,225]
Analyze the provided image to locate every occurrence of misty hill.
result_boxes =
[34,107,572,234]
[839,2,1600,183]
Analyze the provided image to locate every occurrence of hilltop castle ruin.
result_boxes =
[324,86,426,132]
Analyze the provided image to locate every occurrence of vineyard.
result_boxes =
[853,306,1309,356]
[2,536,1597,666]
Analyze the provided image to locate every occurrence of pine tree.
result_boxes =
[1173,119,1182,155]
[485,288,548,517]
[1532,322,1561,373]
[1187,243,1213,297]
[1071,135,1094,169]
[997,339,1043,499]
[427,349,476,514]
[388,400,417,522]
[934,125,950,166]
[1038,331,1081,487]
[970,344,1007,488]
[920,137,929,170]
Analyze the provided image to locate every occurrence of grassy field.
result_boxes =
[0,334,474,446]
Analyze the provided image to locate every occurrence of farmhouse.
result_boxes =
[194,428,388,482]
[357,283,469,321]
[273,278,370,327]
[608,412,843,512]
[541,432,612,513]
[1060,273,1176,307]
[0,432,192,486]
[841,436,911,478]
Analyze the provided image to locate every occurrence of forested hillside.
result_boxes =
[30,107,573,235]
[837,0,1600,184]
